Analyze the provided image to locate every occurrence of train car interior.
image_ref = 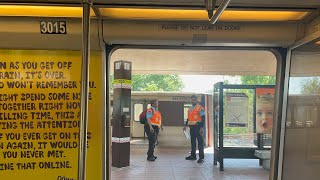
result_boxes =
[0,0,319,180]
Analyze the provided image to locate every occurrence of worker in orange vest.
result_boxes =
[183,95,205,163]
[145,100,162,161]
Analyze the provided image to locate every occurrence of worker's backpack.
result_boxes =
[139,108,153,124]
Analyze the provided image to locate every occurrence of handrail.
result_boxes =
[209,0,231,24]
[205,0,216,18]
[78,0,92,180]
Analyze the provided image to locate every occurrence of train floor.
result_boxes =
[111,140,269,180]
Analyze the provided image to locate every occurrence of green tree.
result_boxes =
[110,74,184,91]
[301,77,320,94]
[240,75,276,85]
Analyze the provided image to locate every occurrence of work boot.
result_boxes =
[147,156,156,161]
[197,159,204,163]
[185,155,197,160]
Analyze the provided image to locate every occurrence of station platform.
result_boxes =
[111,141,269,180]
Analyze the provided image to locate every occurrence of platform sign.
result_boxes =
[0,50,103,180]
[256,88,275,134]
[225,92,249,127]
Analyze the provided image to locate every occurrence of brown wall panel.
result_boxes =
[159,101,184,126]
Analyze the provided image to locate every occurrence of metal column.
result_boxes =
[218,83,224,171]
[78,1,91,180]
[112,61,132,168]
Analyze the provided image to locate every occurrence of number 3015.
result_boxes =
[40,21,67,34]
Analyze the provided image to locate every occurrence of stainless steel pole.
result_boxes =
[205,0,216,19]
[78,1,91,180]
[209,0,231,24]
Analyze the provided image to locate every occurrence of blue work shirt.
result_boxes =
[146,106,158,119]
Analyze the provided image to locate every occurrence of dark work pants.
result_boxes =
[190,125,204,159]
[145,125,159,156]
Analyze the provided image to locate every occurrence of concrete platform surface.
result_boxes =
[111,145,269,180]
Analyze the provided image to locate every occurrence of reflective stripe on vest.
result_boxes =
[188,104,203,125]
[148,108,162,127]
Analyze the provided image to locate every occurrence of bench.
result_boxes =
[254,150,271,170]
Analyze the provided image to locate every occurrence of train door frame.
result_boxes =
[105,45,287,179]
[131,99,147,138]
[276,32,320,180]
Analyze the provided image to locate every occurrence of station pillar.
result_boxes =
[112,60,132,168]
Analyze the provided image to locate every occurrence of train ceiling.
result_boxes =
[2,0,320,8]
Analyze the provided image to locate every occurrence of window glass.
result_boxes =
[134,104,143,122]
[282,42,320,180]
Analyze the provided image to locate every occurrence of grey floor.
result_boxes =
[111,144,269,180]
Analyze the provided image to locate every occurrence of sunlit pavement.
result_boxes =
[111,144,269,180]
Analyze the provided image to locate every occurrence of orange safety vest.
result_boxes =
[148,108,162,127]
[188,104,203,125]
